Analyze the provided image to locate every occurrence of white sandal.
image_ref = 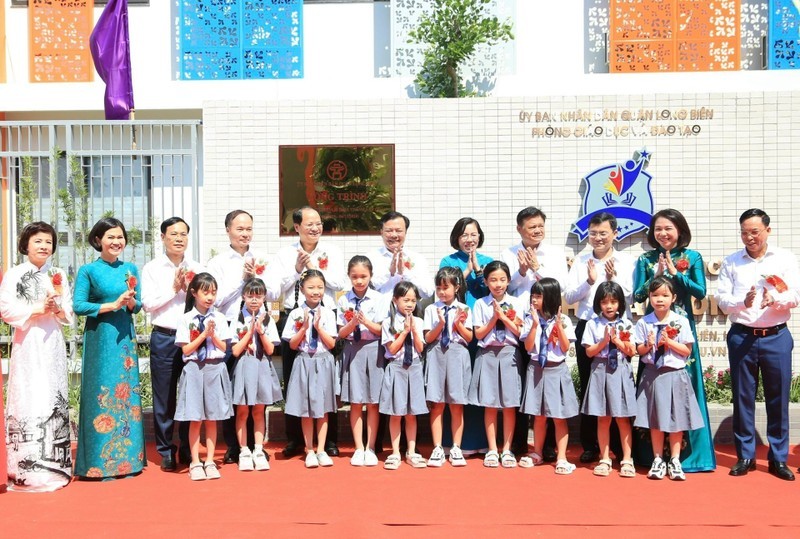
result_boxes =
[555,459,576,475]
[483,450,500,468]
[519,451,543,468]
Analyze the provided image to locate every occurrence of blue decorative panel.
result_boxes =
[769,0,800,68]
[178,0,303,80]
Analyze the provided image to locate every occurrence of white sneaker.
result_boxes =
[317,451,334,467]
[428,446,445,467]
[668,458,686,481]
[305,451,319,468]
[647,456,667,480]
[238,448,254,472]
[350,448,366,466]
[449,445,467,467]
[363,449,379,467]
[252,450,270,471]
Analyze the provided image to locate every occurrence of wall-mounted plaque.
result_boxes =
[279,145,395,235]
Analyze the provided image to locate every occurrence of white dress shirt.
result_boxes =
[273,240,346,311]
[367,245,434,299]
[423,300,473,347]
[520,312,576,364]
[336,288,385,341]
[633,311,694,369]
[500,241,568,299]
[280,302,338,354]
[207,246,271,322]
[564,248,635,320]
[141,254,204,330]
[716,244,800,327]
[175,307,231,361]
[381,314,424,361]
[230,306,281,349]
[472,294,525,348]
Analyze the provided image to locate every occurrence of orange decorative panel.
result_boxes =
[610,0,740,72]
[29,0,95,83]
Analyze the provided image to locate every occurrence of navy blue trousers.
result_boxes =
[728,325,793,461]
[149,330,189,458]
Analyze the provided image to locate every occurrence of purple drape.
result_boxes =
[89,0,134,120]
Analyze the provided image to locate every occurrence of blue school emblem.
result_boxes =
[571,150,654,241]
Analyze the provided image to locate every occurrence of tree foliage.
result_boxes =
[409,0,514,98]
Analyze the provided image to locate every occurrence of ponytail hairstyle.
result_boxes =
[185,272,218,313]
[347,255,374,290]
[389,281,421,335]
[592,281,627,318]
[530,277,562,320]
[238,277,268,323]
[435,266,466,304]
[294,269,327,309]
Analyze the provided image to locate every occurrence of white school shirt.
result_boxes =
[472,294,525,348]
[175,307,231,362]
[381,314,424,361]
[716,244,800,327]
[520,312,576,364]
[423,300,473,347]
[581,315,635,360]
[272,240,346,311]
[564,248,635,320]
[230,306,280,351]
[280,302,338,354]
[207,246,272,322]
[633,311,694,369]
[500,241,568,299]
[367,245,435,299]
[141,254,205,330]
[336,288,385,342]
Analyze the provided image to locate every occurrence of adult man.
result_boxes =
[501,206,568,458]
[717,208,799,481]
[564,212,634,463]
[141,217,204,471]
[368,211,434,299]
[207,210,271,463]
[273,206,346,457]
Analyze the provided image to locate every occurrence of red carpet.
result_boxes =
[2,443,800,538]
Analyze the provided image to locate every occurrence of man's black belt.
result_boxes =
[732,323,787,337]
[152,325,177,336]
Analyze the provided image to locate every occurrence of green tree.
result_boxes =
[409,0,514,98]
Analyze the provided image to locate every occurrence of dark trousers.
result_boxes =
[149,330,189,457]
[728,325,793,461]
[279,311,338,447]
[575,320,622,456]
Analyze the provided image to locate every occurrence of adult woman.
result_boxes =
[73,217,145,479]
[439,217,493,454]
[632,209,715,472]
[0,269,7,493]
[0,222,73,491]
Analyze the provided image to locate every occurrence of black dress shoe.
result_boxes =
[579,450,599,463]
[282,440,302,458]
[768,461,795,481]
[325,442,340,457]
[177,447,192,466]
[729,458,756,476]
[542,447,557,463]
[223,447,240,464]
[160,454,177,472]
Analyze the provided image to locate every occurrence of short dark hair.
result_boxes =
[224,210,253,229]
[646,209,692,249]
[516,206,546,226]
[18,221,58,255]
[648,275,676,295]
[449,217,485,250]
[89,217,127,252]
[739,208,770,227]
[292,206,318,225]
[530,277,561,320]
[160,217,189,234]
[483,260,511,281]
[588,211,617,231]
[592,281,627,316]
[380,211,410,230]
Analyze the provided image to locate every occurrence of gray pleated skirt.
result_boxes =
[581,358,637,418]
[340,339,383,404]
[175,359,233,421]
[285,351,338,419]
[231,353,283,406]
[520,361,579,419]
[425,342,471,405]
[468,346,521,409]
[633,366,705,433]
[378,358,428,416]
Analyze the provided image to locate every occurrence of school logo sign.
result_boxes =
[571,149,654,241]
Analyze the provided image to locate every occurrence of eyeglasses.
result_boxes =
[459,233,480,240]
[166,232,188,239]
[740,228,766,239]
[588,231,611,239]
